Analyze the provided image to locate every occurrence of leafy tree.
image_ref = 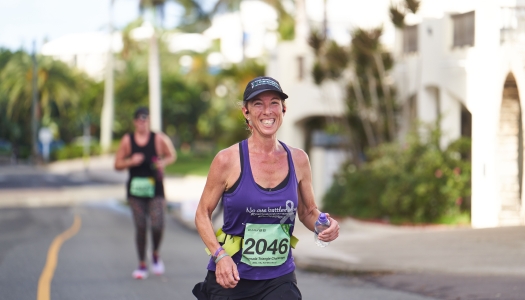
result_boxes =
[136,0,208,131]
[308,26,397,163]
[0,52,81,121]
[389,0,421,29]
[0,49,101,160]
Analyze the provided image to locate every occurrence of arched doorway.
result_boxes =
[497,73,523,225]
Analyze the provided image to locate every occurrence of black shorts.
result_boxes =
[192,270,302,300]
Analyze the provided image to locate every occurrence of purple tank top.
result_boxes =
[207,139,299,280]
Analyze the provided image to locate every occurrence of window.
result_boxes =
[403,25,418,53]
[452,11,475,47]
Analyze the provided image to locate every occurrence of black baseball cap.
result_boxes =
[243,76,288,102]
[133,107,149,119]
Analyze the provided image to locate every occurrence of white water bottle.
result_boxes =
[314,213,331,247]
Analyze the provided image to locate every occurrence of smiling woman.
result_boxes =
[192,76,340,299]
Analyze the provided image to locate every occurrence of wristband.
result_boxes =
[212,246,224,260]
[214,253,229,264]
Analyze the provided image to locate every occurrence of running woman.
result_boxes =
[193,77,340,299]
[114,107,176,279]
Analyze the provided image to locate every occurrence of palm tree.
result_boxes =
[138,0,207,132]
[0,52,81,122]
[0,51,82,160]
[100,0,115,154]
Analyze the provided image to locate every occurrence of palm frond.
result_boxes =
[405,0,420,14]
[389,4,405,29]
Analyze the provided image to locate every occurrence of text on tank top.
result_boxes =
[206,139,298,280]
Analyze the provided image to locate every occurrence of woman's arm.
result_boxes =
[195,147,240,289]
[114,134,142,170]
[155,132,177,168]
[292,147,339,242]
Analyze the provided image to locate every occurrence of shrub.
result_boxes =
[53,143,101,160]
[322,125,471,224]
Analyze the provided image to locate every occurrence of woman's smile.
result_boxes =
[261,119,275,126]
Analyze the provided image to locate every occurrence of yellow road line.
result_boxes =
[37,215,82,300]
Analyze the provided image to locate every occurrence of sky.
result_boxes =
[0,0,192,51]
[0,0,403,53]
[0,0,437,53]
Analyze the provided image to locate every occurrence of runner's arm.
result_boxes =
[155,132,177,168]
[292,148,320,231]
[293,148,340,241]
[114,135,134,170]
[195,148,240,288]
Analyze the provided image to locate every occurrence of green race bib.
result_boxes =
[130,177,155,198]
[241,223,291,267]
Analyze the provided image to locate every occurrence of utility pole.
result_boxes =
[100,0,115,153]
[31,40,39,162]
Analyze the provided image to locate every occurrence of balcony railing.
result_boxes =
[501,6,525,44]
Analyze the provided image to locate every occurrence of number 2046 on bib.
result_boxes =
[241,223,291,267]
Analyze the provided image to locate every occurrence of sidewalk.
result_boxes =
[1,156,525,278]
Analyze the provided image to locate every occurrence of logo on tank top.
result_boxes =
[245,200,296,224]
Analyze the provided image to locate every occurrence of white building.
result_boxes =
[271,0,525,227]
[392,0,525,227]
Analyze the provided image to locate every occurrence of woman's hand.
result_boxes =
[317,213,340,242]
[215,255,240,289]
[152,157,165,172]
[128,153,144,167]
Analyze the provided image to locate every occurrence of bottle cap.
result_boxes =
[318,212,328,223]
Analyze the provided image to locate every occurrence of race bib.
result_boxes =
[130,177,155,198]
[241,223,291,267]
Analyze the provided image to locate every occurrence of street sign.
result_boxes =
[39,127,53,162]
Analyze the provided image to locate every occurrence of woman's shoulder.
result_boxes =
[212,143,241,168]
[284,144,309,164]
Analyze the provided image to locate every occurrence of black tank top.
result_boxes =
[126,132,165,199]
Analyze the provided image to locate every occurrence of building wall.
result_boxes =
[393,0,525,227]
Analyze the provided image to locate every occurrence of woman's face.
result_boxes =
[133,114,150,133]
[243,91,285,137]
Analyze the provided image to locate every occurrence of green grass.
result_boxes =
[164,152,214,177]
[436,212,471,226]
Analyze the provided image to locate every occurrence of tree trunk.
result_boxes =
[351,74,376,147]
[100,0,114,154]
[366,67,383,144]
[373,53,396,140]
[148,30,162,132]
[295,0,309,43]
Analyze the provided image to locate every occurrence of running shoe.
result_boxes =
[132,268,148,279]
[151,259,165,275]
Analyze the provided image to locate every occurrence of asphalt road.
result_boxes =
[0,204,439,300]
[0,169,123,189]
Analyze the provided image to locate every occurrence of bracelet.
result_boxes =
[214,253,229,264]
[212,246,224,260]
